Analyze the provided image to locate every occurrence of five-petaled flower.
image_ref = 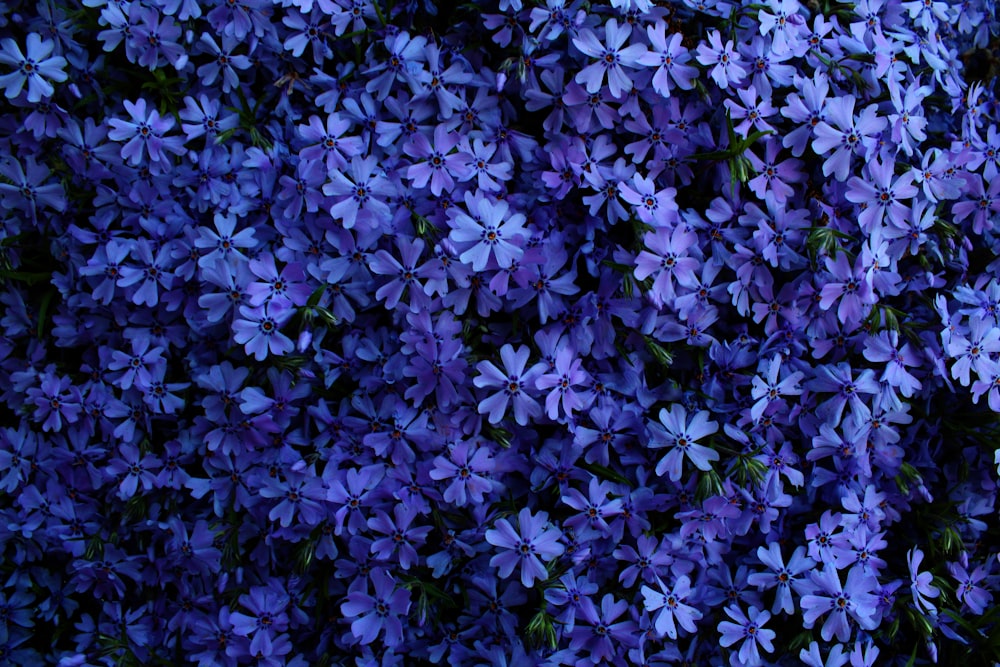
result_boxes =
[0,33,68,103]
[485,508,565,588]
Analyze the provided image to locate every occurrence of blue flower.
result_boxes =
[0,33,67,102]
[107,98,186,170]
[718,605,776,667]
[571,19,647,97]
[641,575,703,639]
[0,156,66,218]
[485,507,565,588]
[341,571,411,646]
[800,566,879,641]
[448,192,528,271]
[647,404,720,481]
[232,303,295,361]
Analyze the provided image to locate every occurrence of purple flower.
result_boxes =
[326,465,382,536]
[485,507,564,587]
[724,85,777,138]
[232,303,295,361]
[536,346,590,420]
[132,7,188,70]
[474,343,544,425]
[633,225,700,308]
[258,467,327,527]
[817,251,875,329]
[749,354,804,423]
[953,172,1000,234]
[780,71,829,157]
[143,383,188,418]
[364,30,427,100]
[949,560,992,615]
[107,337,165,391]
[619,173,680,227]
[323,155,394,231]
[195,213,258,269]
[800,641,848,667]
[298,112,363,172]
[106,443,161,499]
[831,527,887,573]
[641,575,703,639]
[369,237,442,312]
[162,517,221,579]
[811,96,886,181]
[718,605,775,667]
[568,593,639,663]
[545,574,598,632]
[648,404,719,481]
[807,362,879,424]
[907,548,939,614]
[840,486,886,531]
[845,153,918,234]
[341,571,411,646]
[888,79,931,156]
[614,534,680,588]
[0,156,66,218]
[695,30,746,89]
[0,33,67,102]
[404,124,469,196]
[561,476,623,540]
[448,193,527,271]
[572,19,647,97]
[863,330,922,397]
[429,440,497,506]
[748,543,815,614]
[947,314,1000,386]
[196,33,250,93]
[638,23,697,97]
[107,98,186,169]
[28,374,81,433]
[746,139,804,204]
[116,239,175,308]
[801,566,879,641]
[229,585,290,658]
[368,502,432,570]
[246,255,312,309]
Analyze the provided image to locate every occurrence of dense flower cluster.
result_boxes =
[0,0,999,664]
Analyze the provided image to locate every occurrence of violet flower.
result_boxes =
[474,343,544,425]
[800,566,879,641]
[647,404,720,481]
[718,605,776,667]
[0,33,68,102]
[907,548,940,615]
[485,507,565,588]
[341,571,411,646]
[572,19,647,97]
[641,575,703,639]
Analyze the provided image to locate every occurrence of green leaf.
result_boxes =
[0,270,51,284]
[36,288,55,339]
[622,274,634,299]
[295,538,316,574]
[788,630,814,652]
[579,461,634,489]
[525,609,558,650]
[735,128,774,152]
[312,306,339,328]
[84,534,104,561]
[214,128,239,145]
[306,285,326,308]
[695,467,724,501]
[484,425,512,449]
[644,337,674,368]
